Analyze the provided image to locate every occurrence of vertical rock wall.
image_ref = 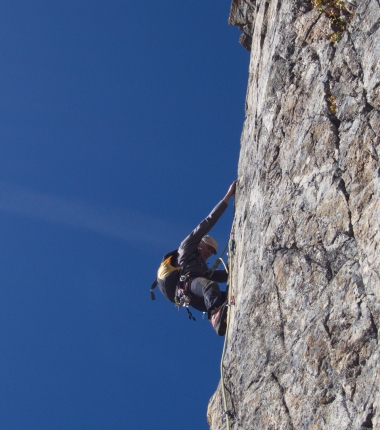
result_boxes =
[208,0,380,428]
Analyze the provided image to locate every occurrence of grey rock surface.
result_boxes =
[209,0,380,428]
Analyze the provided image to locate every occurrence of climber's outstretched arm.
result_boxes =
[223,180,237,203]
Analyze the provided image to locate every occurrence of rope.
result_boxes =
[219,258,228,273]
[205,240,230,279]
[220,234,235,430]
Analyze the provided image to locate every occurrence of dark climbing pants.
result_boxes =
[188,277,225,317]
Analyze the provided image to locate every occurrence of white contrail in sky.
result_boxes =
[0,182,178,247]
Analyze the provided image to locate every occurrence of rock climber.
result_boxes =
[177,180,237,335]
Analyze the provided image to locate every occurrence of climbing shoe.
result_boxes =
[210,302,228,336]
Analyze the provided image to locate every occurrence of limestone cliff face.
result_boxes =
[208,0,380,428]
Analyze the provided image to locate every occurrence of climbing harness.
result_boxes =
[175,272,196,321]
[220,233,236,430]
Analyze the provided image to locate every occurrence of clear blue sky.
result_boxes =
[0,1,249,429]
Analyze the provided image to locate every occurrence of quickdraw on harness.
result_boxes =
[174,272,196,321]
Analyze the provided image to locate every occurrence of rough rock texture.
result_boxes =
[228,0,255,50]
[209,0,380,428]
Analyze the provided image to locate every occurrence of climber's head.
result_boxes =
[198,235,218,260]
